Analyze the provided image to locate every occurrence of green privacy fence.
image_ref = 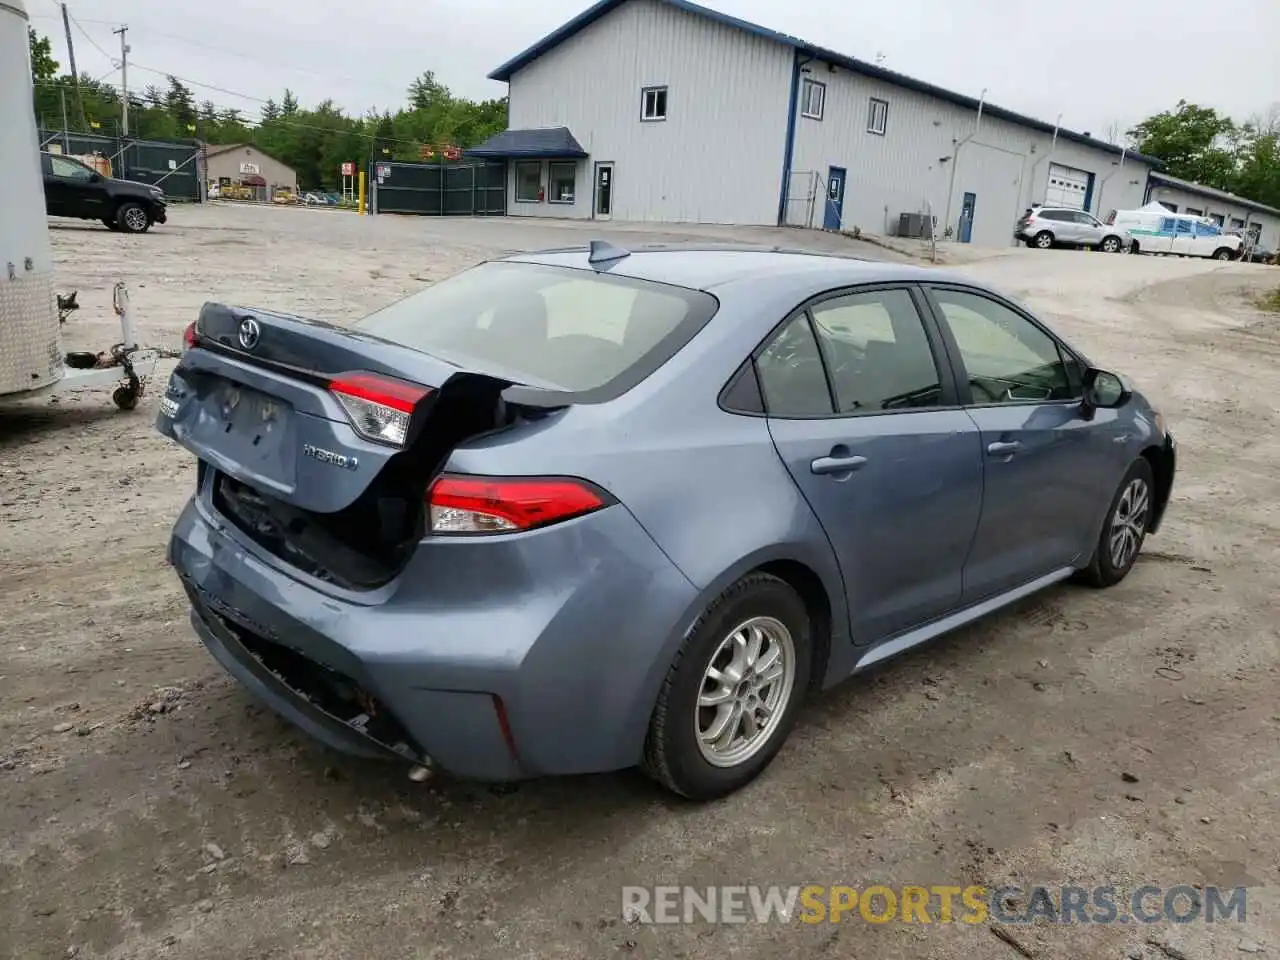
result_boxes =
[38,129,204,201]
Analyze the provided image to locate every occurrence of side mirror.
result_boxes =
[1081,367,1130,418]
[89,172,102,182]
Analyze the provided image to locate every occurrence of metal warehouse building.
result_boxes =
[1144,171,1280,250]
[471,0,1161,246]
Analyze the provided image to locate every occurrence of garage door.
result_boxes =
[1045,163,1091,210]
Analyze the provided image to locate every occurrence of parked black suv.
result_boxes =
[40,152,168,233]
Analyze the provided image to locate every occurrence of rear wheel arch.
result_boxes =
[756,558,832,692]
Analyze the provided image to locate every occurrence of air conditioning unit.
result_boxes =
[898,212,932,238]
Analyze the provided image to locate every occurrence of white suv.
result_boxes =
[1015,206,1130,253]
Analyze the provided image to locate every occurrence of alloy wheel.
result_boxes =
[695,616,796,768]
[1036,233,1053,249]
[123,207,148,231]
[1109,477,1150,570]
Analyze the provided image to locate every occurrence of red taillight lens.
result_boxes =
[427,474,610,534]
[183,321,198,351]
[329,372,432,448]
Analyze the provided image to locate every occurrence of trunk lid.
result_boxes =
[158,303,470,515]
[157,302,560,590]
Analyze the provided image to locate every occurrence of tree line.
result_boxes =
[28,29,506,191]
[1128,101,1280,211]
[28,28,1280,208]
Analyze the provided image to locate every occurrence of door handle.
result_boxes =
[811,454,868,475]
[986,440,1023,457]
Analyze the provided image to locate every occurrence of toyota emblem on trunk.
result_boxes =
[238,317,261,350]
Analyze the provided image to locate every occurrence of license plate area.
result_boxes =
[190,379,297,486]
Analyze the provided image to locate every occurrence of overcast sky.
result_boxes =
[28,0,1279,139]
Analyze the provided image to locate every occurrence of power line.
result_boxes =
[67,10,115,63]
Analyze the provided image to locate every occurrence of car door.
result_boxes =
[759,285,983,645]
[1169,218,1197,256]
[40,154,69,216]
[46,155,102,219]
[1038,210,1073,244]
[1074,211,1104,247]
[922,285,1123,602]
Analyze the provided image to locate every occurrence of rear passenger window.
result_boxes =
[930,289,1077,403]
[809,289,944,412]
[756,316,833,417]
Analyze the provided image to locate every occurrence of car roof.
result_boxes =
[501,245,953,292]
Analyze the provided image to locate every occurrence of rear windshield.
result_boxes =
[357,261,718,398]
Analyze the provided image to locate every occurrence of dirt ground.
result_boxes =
[2,204,1278,960]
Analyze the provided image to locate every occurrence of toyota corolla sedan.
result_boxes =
[156,244,1175,800]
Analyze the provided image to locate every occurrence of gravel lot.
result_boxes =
[2,204,1278,960]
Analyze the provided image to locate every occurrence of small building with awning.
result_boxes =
[467,127,596,219]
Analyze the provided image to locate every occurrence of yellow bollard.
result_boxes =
[358,170,366,216]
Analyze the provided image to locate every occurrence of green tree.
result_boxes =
[28,27,59,83]
[165,76,196,129]
[1128,101,1239,190]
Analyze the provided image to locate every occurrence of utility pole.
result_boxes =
[60,2,85,130]
[59,86,70,152]
[113,24,130,137]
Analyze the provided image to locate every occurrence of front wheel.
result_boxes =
[1034,231,1054,250]
[116,202,151,234]
[1100,236,1121,253]
[642,573,812,800]
[1213,248,1233,261]
[1080,458,1155,588]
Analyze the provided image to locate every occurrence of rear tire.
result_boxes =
[642,573,812,800]
[1079,458,1155,588]
[1213,248,1233,261]
[1034,231,1054,250]
[116,202,151,234]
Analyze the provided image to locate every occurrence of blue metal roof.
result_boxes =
[488,0,1161,168]
[465,127,588,159]
[1148,171,1280,216]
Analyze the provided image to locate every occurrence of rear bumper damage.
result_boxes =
[167,489,698,781]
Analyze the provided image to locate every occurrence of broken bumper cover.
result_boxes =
[167,493,698,781]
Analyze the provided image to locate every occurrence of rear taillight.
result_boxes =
[329,372,433,448]
[183,321,198,351]
[427,474,611,535]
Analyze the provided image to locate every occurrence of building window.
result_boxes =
[1185,207,1203,216]
[867,97,889,135]
[514,161,542,202]
[641,86,668,121]
[548,161,576,204]
[801,79,825,120]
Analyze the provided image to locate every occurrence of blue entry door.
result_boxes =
[823,166,847,230]
[958,192,977,243]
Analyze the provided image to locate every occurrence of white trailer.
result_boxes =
[1,0,162,410]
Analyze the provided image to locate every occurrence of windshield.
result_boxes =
[357,261,718,397]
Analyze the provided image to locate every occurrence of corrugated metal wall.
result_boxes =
[789,65,1152,247]
[1145,184,1279,250]
[507,0,792,225]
